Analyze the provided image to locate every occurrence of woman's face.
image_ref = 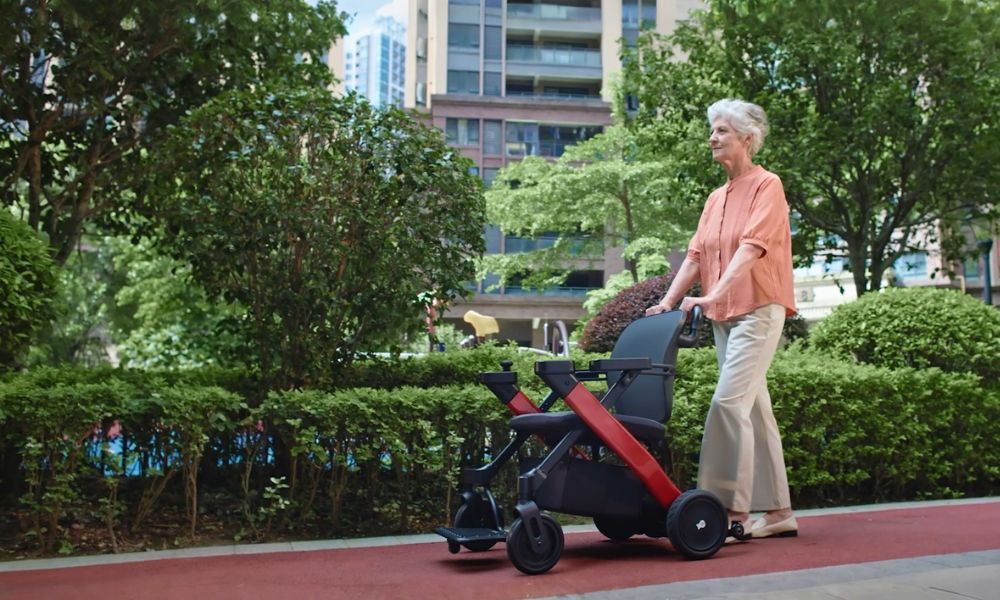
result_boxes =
[709,118,751,164]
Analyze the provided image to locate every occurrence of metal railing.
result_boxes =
[507,3,601,21]
[506,44,601,67]
[505,90,603,101]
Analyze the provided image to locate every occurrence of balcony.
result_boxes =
[507,2,602,37]
[505,90,603,102]
[505,44,602,80]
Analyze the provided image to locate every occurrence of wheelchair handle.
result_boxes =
[677,305,703,348]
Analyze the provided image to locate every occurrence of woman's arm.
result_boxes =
[679,242,763,314]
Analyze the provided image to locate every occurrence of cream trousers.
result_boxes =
[697,303,791,513]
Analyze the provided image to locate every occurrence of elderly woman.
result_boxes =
[646,98,797,540]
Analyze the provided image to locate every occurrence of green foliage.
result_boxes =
[28,236,243,368]
[625,0,1000,295]
[103,236,244,368]
[0,371,244,551]
[0,211,57,369]
[0,0,347,263]
[26,244,112,367]
[340,345,529,388]
[258,384,509,535]
[481,122,701,290]
[147,88,485,388]
[808,287,1000,383]
[666,347,999,505]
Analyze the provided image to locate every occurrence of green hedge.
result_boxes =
[1,345,997,556]
[667,347,1000,505]
[808,287,1000,384]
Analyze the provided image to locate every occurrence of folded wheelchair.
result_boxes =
[435,308,740,574]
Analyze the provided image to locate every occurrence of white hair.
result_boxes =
[707,98,770,157]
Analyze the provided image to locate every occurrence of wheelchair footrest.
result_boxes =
[434,526,506,544]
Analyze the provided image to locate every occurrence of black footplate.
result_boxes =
[434,526,506,543]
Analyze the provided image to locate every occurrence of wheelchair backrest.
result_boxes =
[607,310,686,423]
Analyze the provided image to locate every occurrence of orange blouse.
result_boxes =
[685,165,797,321]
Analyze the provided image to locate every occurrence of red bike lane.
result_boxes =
[1,501,998,600]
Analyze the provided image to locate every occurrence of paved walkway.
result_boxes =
[1,497,998,599]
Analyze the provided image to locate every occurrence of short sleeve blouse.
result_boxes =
[685,165,797,321]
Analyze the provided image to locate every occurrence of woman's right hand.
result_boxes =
[645,300,672,316]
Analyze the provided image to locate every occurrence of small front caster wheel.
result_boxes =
[454,501,500,552]
[666,489,728,560]
[729,520,751,541]
[506,513,564,575]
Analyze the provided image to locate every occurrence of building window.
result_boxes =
[447,70,480,94]
[484,25,502,60]
[448,24,480,48]
[483,168,499,188]
[446,118,480,145]
[894,251,928,280]
[485,225,502,253]
[484,72,502,96]
[506,122,539,157]
[483,120,502,155]
[537,124,602,157]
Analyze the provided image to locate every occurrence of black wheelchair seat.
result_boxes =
[507,310,687,445]
[509,411,664,444]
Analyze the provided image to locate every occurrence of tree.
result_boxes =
[625,0,1000,295]
[0,0,346,264]
[0,209,56,369]
[147,88,485,388]
[482,119,702,291]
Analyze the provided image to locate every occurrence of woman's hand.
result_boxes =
[679,294,717,316]
[645,299,674,316]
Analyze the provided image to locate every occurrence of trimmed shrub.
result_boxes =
[580,274,700,352]
[0,212,57,369]
[666,346,1000,506]
[809,287,1000,384]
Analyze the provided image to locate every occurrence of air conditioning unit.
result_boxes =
[416,82,427,104]
[416,36,427,59]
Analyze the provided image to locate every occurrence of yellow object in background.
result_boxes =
[463,310,499,338]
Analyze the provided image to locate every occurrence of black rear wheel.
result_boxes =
[506,514,564,575]
[666,489,727,560]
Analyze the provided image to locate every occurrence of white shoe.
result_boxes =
[750,515,798,538]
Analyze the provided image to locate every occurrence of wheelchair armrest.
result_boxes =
[588,357,652,372]
[573,370,605,382]
[534,360,576,375]
[480,371,517,385]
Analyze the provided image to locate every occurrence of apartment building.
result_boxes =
[405,0,704,348]
[330,16,408,107]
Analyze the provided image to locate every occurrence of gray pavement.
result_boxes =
[2,497,998,599]
[536,550,1000,599]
